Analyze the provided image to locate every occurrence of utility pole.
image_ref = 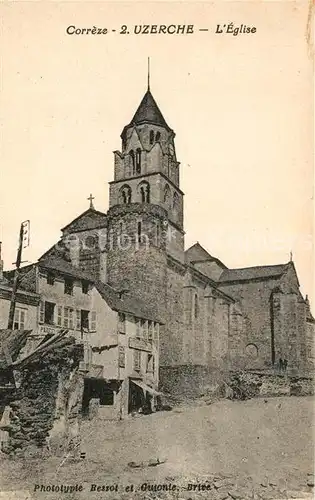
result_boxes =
[7,221,30,330]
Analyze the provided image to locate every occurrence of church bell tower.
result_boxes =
[106,74,185,319]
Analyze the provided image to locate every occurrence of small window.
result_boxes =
[156,131,161,142]
[100,389,114,406]
[149,130,154,145]
[133,350,141,372]
[130,150,135,175]
[82,281,89,294]
[47,272,55,286]
[81,310,89,331]
[89,311,97,332]
[64,278,74,295]
[137,221,142,243]
[119,346,125,368]
[44,301,55,325]
[118,313,126,334]
[194,293,199,319]
[136,148,141,174]
[14,308,27,330]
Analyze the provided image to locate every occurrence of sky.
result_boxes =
[0,1,313,303]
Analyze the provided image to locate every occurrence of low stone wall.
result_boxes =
[0,339,84,458]
[159,365,228,398]
[228,371,314,400]
[159,365,314,400]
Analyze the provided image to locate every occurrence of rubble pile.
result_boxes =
[0,330,84,458]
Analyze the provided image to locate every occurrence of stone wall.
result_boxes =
[1,339,84,458]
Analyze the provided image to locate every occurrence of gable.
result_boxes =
[61,208,107,235]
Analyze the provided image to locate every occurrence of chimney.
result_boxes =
[0,242,3,281]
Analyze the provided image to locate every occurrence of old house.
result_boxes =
[3,254,162,419]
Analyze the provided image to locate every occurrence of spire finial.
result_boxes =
[87,193,95,209]
[289,250,293,262]
[147,57,150,91]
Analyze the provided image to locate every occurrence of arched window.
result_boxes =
[129,150,135,175]
[194,293,199,319]
[136,148,141,174]
[138,181,150,203]
[156,131,161,142]
[149,130,154,145]
[163,184,171,205]
[119,185,132,204]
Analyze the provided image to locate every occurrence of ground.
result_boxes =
[0,396,314,500]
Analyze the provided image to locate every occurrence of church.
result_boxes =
[40,81,315,395]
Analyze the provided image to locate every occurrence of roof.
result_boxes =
[185,242,227,269]
[219,263,289,283]
[95,281,163,323]
[122,90,171,135]
[38,257,95,282]
[61,207,107,234]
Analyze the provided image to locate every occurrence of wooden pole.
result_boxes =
[7,223,24,330]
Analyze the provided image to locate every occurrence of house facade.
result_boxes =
[3,255,162,418]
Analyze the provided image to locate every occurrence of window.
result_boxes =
[137,221,142,244]
[14,308,27,330]
[57,306,63,327]
[156,131,161,142]
[118,313,126,334]
[194,293,199,319]
[89,311,97,332]
[81,310,89,331]
[64,278,74,295]
[119,346,125,368]
[133,350,141,372]
[39,301,45,324]
[47,272,55,285]
[136,148,141,174]
[44,301,55,325]
[120,185,132,204]
[155,222,160,246]
[149,130,154,145]
[130,150,135,175]
[82,281,89,294]
[63,307,69,328]
[138,181,150,203]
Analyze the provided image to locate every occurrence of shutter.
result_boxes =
[69,308,74,330]
[90,311,97,332]
[39,301,45,324]
[20,310,25,329]
[76,310,81,330]
[63,307,69,328]
[57,306,63,326]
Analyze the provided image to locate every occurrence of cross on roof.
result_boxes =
[87,193,95,209]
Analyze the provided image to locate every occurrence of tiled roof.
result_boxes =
[124,90,171,132]
[38,257,95,282]
[219,263,289,283]
[95,281,163,323]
